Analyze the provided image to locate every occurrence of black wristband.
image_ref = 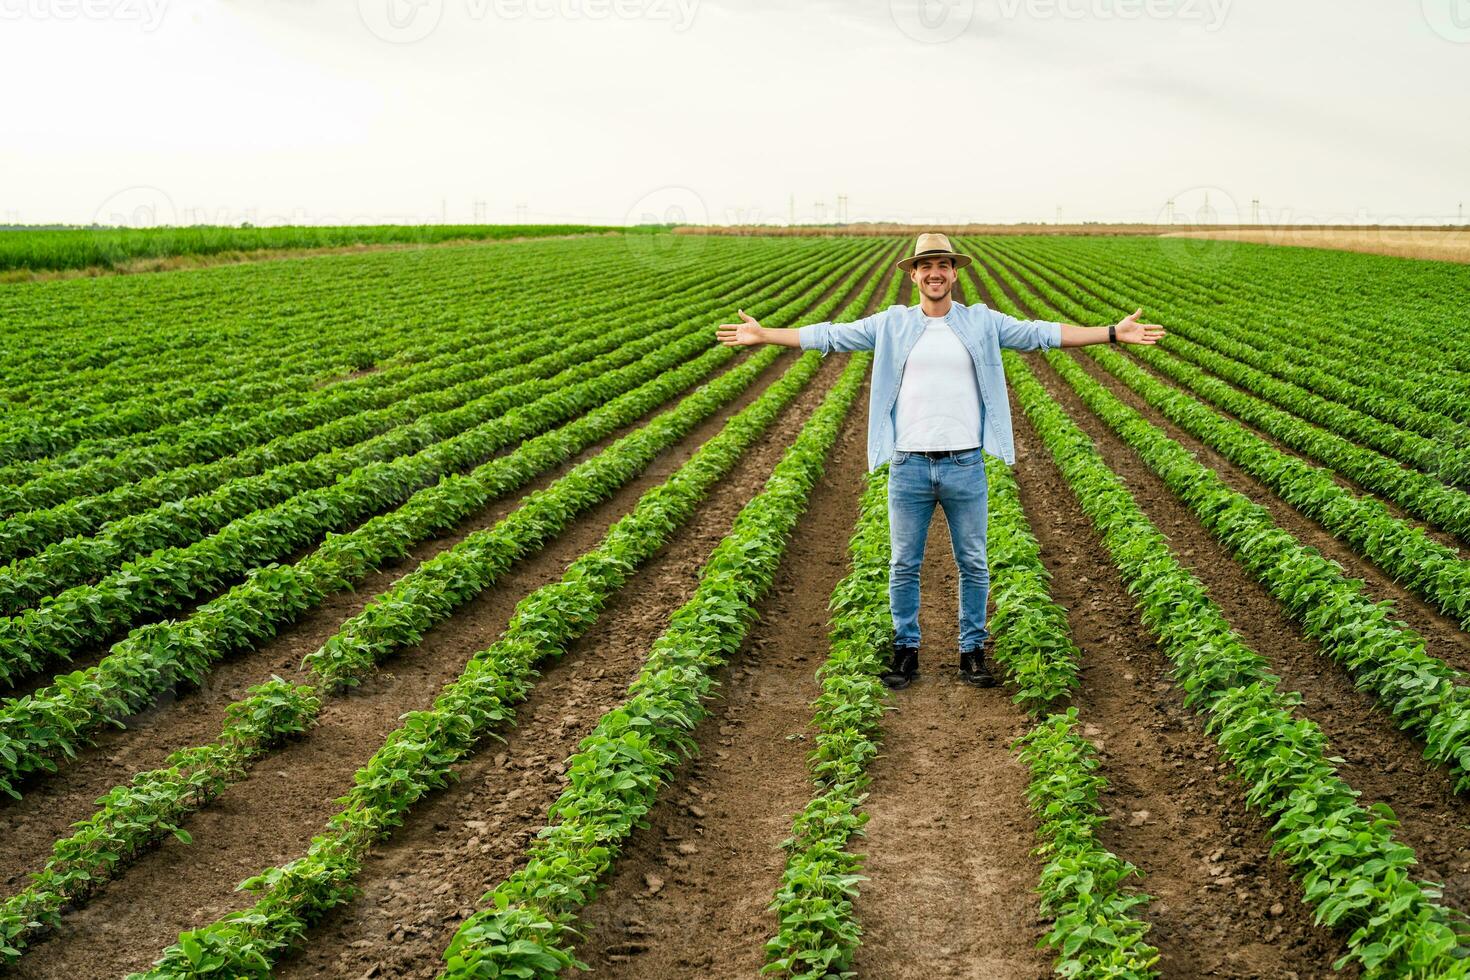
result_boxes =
[1108,324,1117,344]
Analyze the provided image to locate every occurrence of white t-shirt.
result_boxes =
[894,315,983,452]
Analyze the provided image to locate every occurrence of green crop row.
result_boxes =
[0,239,819,514]
[115,244,892,977]
[983,453,1083,712]
[0,239,711,459]
[1000,236,1470,419]
[436,353,869,979]
[997,238,1470,448]
[3,310,827,968]
[0,238,880,675]
[962,246,1470,788]
[975,240,1468,485]
[302,244,885,689]
[1082,345,1470,629]
[1043,349,1470,792]
[1005,349,1470,978]
[0,238,640,456]
[0,239,875,799]
[965,246,1470,550]
[1014,710,1160,979]
[0,321,719,682]
[972,370,1159,980]
[0,677,320,964]
[761,249,915,979]
[0,245,842,599]
[763,467,892,979]
[125,344,835,980]
[0,236,816,465]
[0,335,757,796]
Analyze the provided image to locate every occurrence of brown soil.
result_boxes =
[976,248,1470,556]
[1067,349,1470,671]
[266,355,850,980]
[849,510,1053,980]
[4,348,839,980]
[11,236,1460,980]
[1008,382,1355,978]
[0,347,775,889]
[0,340,770,846]
[1026,351,1470,920]
[310,365,382,389]
[572,365,871,978]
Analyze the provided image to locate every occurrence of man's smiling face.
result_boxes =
[910,255,955,303]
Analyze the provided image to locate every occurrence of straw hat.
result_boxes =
[896,232,972,272]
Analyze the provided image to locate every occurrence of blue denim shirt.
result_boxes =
[798,302,1064,472]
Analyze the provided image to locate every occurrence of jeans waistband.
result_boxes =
[903,448,977,460]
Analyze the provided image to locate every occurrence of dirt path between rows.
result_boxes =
[0,349,766,885]
[850,498,1053,980]
[1027,352,1470,919]
[260,354,847,980]
[1065,349,1470,670]
[4,347,830,980]
[979,246,1470,556]
[571,364,871,978]
[1008,380,1354,979]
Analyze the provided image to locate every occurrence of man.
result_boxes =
[715,233,1164,690]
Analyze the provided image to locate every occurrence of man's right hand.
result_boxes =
[715,309,765,347]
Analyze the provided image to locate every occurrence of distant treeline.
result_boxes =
[0,224,632,275]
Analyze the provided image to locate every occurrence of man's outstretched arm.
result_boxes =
[716,309,882,355]
[1060,308,1165,347]
[715,310,803,348]
[996,307,1166,350]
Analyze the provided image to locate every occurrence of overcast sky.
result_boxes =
[4,0,1466,227]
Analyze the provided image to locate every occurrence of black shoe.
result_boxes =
[959,646,997,687]
[882,645,919,690]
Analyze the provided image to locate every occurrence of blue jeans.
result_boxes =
[888,449,990,651]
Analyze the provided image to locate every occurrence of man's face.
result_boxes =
[910,256,955,302]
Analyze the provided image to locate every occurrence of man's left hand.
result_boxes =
[1116,308,1166,345]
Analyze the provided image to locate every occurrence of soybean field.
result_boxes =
[1,230,1468,979]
